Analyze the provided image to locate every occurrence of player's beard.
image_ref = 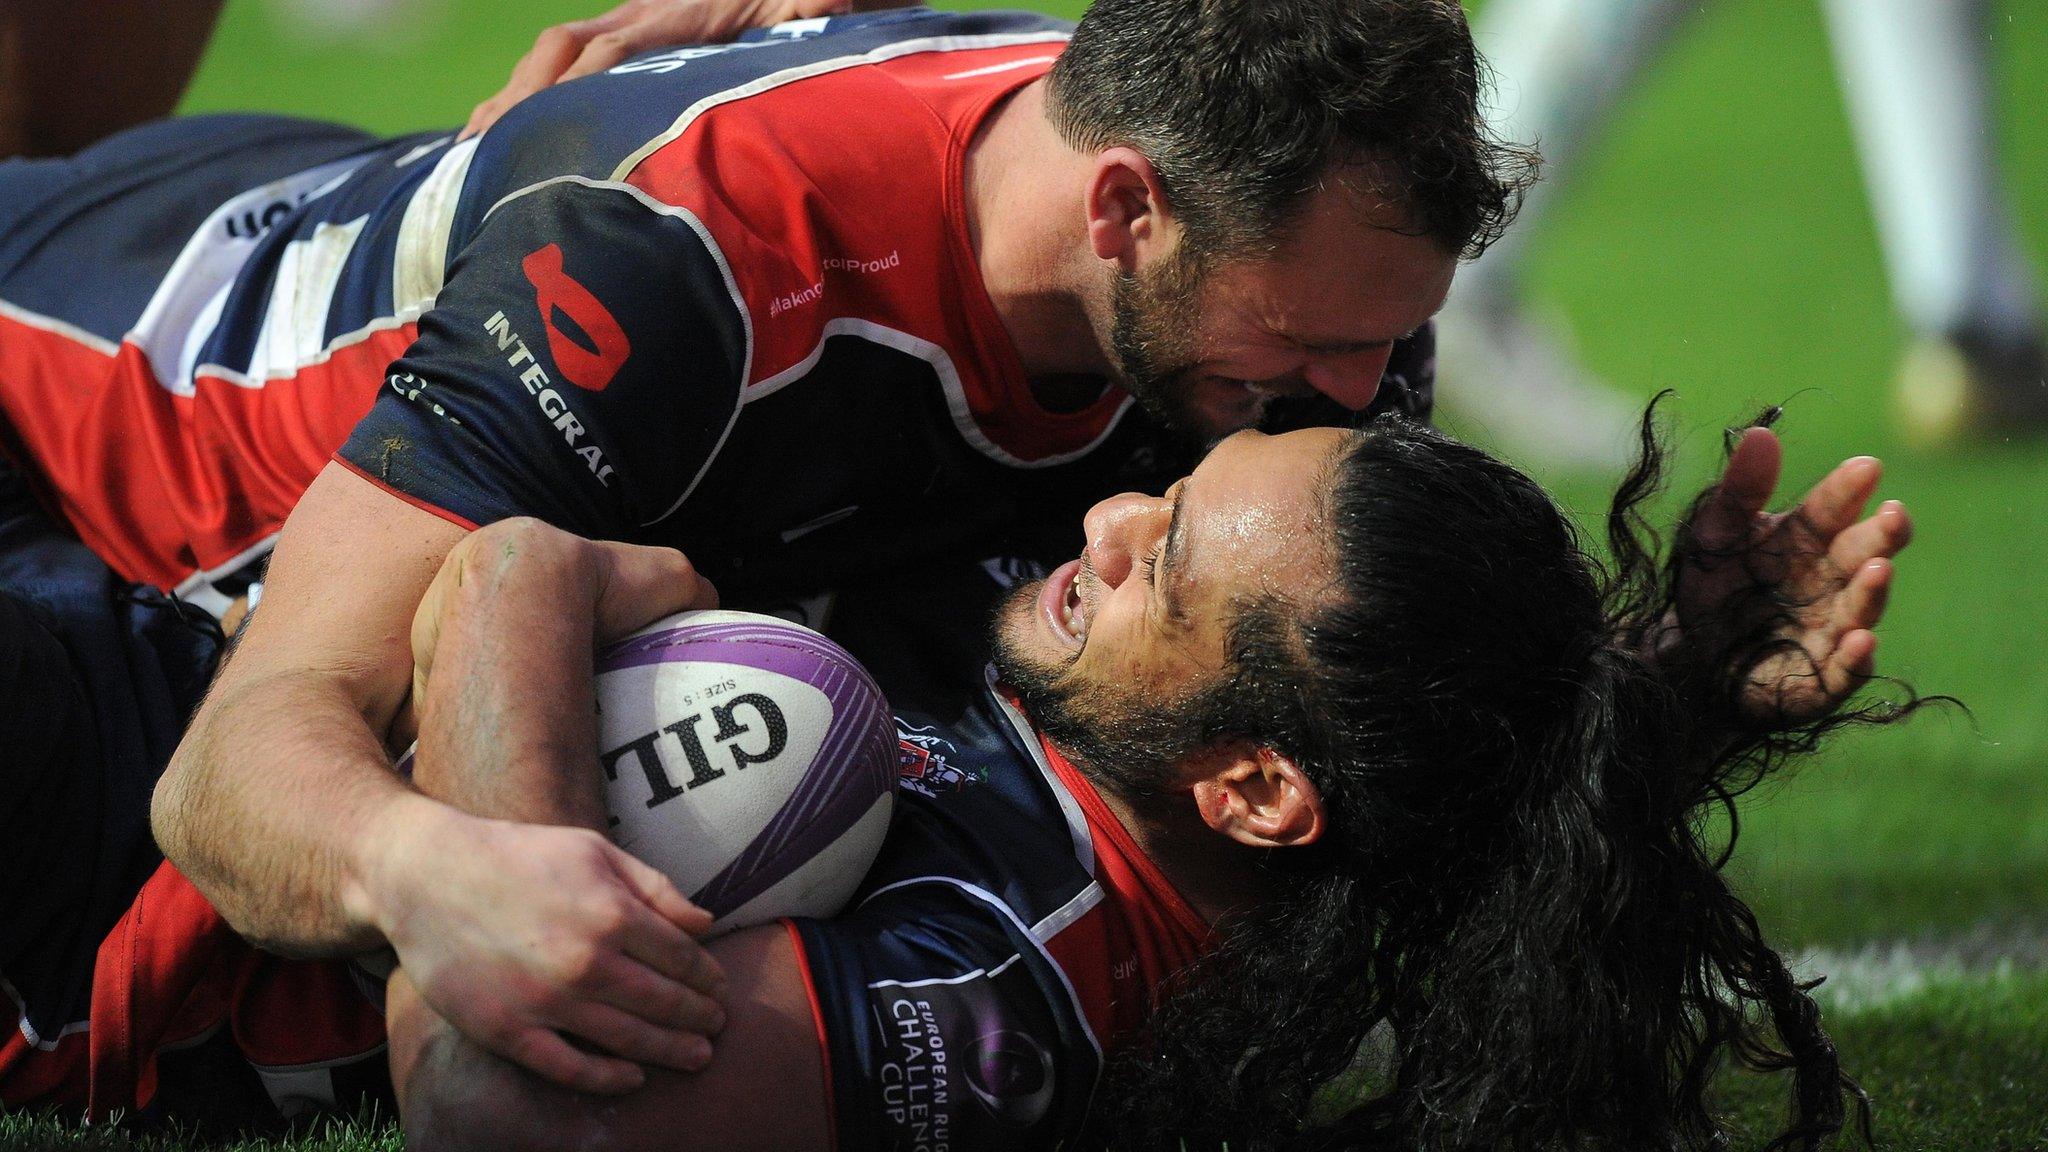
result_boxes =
[1107,249,1219,443]
[987,579,1208,807]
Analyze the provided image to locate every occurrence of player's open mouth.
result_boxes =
[1041,558,1088,651]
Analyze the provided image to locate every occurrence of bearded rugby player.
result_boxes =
[386,415,1918,1152]
[0,0,1477,1090]
[0,0,1907,1103]
[1,409,1915,1148]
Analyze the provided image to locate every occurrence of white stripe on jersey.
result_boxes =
[942,54,1060,81]
[129,155,368,396]
[988,666,1097,876]
[866,952,1025,991]
[857,874,1105,1062]
[243,215,369,384]
[172,530,280,617]
[4,973,90,1052]
[392,136,478,315]
[0,297,118,358]
[252,1043,389,1119]
[744,316,1137,471]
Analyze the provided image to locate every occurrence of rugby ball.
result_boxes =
[592,610,898,934]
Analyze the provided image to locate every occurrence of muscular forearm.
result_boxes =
[408,520,613,829]
[148,463,477,956]
[154,669,440,955]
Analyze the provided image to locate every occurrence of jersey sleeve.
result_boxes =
[788,881,1100,1152]
[336,178,749,538]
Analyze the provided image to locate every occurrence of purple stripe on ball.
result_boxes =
[597,617,897,917]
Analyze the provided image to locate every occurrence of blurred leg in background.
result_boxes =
[1448,0,1691,473]
[1453,0,2047,463]
[1821,0,2048,442]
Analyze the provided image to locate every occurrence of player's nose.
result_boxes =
[1304,346,1392,411]
[1080,492,1167,590]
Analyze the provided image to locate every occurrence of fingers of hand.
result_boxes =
[1720,427,1784,518]
[592,543,719,640]
[589,952,728,1037]
[1824,628,1879,700]
[558,1001,715,1073]
[601,854,728,1002]
[464,23,592,138]
[1824,499,1911,574]
[1688,429,1782,552]
[607,843,719,940]
[560,28,648,83]
[1835,627,1879,679]
[502,1025,647,1095]
[535,891,722,1027]
[688,568,720,610]
[1797,455,1883,541]
[1831,558,1894,636]
[563,0,737,87]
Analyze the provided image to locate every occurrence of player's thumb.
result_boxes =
[592,541,719,641]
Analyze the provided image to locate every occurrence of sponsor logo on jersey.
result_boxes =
[964,1028,1057,1127]
[483,308,616,486]
[386,371,460,423]
[880,994,955,1146]
[221,192,314,241]
[769,279,824,318]
[768,250,902,317]
[520,244,632,392]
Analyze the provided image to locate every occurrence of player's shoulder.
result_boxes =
[453,9,1068,211]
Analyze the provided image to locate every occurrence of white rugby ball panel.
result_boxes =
[597,658,836,892]
[594,610,898,929]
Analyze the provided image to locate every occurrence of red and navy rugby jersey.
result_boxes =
[1,687,1206,1148]
[0,8,1432,615]
[791,676,1208,1150]
[0,9,1104,611]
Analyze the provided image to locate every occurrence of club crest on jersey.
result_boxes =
[521,243,631,392]
[898,723,977,796]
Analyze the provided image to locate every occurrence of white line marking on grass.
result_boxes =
[1793,922,2048,1014]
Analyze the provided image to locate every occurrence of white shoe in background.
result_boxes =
[1894,327,2048,449]
[1433,302,1644,475]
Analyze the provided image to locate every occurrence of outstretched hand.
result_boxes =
[462,0,916,139]
[1667,427,1912,725]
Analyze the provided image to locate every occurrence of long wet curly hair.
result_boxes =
[1089,405,1936,1151]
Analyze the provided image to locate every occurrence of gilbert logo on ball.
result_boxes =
[594,610,897,934]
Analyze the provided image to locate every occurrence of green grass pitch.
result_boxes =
[10,0,2047,1146]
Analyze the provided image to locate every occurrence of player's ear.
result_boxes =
[1084,146,1176,270]
[1190,744,1324,850]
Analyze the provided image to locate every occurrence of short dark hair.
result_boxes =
[1046,0,1536,261]
[1092,413,1936,1150]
